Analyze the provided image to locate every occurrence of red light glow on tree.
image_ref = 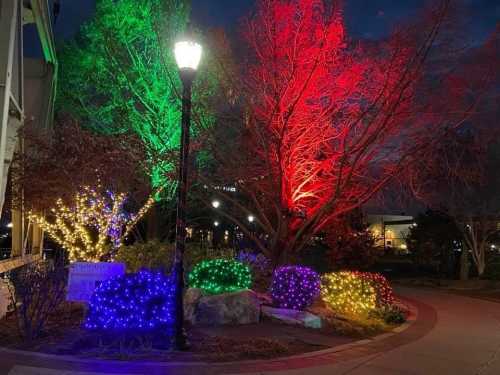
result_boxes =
[203,0,488,264]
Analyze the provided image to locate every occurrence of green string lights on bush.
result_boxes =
[188,259,252,294]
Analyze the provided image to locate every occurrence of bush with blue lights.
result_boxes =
[84,270,176,332]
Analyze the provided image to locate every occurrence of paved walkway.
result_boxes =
[1,287,500,375]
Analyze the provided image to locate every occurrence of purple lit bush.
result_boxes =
[270,266,320,310]
[84,270,176,332]
[237,251,272,291]
[237,251,271,273]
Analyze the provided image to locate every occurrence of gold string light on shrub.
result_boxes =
[353,271,395,307]
[320,271,377,316]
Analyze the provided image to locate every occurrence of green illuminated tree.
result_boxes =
[57,0,217,197]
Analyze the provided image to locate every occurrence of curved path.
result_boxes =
[1,287,500,375]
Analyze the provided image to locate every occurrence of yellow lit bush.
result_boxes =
[321,271,377,316]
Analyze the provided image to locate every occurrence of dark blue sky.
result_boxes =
[25,0,498,56]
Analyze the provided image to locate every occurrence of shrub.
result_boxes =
[237,251,272,291]
[326,227,379,270]
[484,252,500,280]
[115,240,173,273]
[188,259,252,294]
[9,260,67,341]
[84,270,175,332]
[270,266,320,310]
[325,210,380,270]
[321,271,377,316]
[354,272,395,307]
[115,241,211,274]
[237,251,270,273]
[370,305,407,324]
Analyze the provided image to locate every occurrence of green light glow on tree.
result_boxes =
[57,0,216,197]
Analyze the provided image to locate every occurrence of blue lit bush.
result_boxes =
[188,259,252,294]
[84,270,175,332]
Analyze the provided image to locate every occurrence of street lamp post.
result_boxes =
[173,25,202,350]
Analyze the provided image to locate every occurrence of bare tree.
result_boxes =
[198,0,493,264]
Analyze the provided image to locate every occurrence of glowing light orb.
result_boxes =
[174,41,202,71]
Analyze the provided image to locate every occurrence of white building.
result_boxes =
[0,0,57,275]
[366,214,415,252]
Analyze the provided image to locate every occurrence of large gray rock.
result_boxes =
[184,288,203,323]
[185,289,261,325]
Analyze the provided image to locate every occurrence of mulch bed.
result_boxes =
[0,301,399,362]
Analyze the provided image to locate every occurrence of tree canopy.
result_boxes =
[201,0,495,264]
[57,0,218,197]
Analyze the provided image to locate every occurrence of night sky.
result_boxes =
[24,0,499,57]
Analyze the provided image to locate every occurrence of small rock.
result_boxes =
[262,306,322,329]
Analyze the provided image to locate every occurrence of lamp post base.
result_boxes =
[174,328,191,351]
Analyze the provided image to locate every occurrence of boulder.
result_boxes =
[262,306,322,329]
[184,288,203,323]
[255,292,273,305]
[185,289,261,325]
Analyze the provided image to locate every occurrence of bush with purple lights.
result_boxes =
[270,266,320,310]
[84,270,176,331]
[237,251,271,273]
[188,259,252,294]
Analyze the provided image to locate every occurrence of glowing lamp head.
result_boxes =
[247,215,255,223]
[212,200,220,209]
[174,35,202,72]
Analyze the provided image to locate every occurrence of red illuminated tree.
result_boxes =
[200,0,493,264]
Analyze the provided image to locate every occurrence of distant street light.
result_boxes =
[214,221,219,227]
[211,200,220,209]
[172,24,202,351]
[247,215,255,223]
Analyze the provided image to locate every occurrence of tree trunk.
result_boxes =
[459,246,469,281]
[470,238,486,277]
[440,246,453,278]
[146,203,159,240]
[270,238,293,267]
[476,248,486,276]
